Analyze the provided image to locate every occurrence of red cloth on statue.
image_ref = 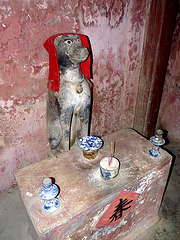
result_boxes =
[43,33,92,92]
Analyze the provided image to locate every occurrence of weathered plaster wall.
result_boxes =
[0,0,149,191]
[80,0,149,136]
[157,8,180,143]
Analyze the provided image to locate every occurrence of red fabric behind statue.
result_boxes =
[44,33,92,92]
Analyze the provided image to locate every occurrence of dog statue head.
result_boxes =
[44,33,92,91]
[54,35,89,68]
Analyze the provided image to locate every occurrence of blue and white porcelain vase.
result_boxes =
[149,129,165,157]
[39,177,59,212]
[149,146,160,157]
[149,130,165,146]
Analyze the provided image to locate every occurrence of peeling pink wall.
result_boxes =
[157,10,180,143]
[85,1,148,136]
[0,0,148,191]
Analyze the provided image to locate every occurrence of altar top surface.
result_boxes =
[15,128,172,235]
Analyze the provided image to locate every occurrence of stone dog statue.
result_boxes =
[44,34,92,156]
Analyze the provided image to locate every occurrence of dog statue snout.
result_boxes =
[69,46,89,63]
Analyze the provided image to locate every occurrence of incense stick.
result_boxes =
[108,142,114,166]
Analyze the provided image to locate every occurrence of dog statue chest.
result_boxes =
[58,79,90,107]
[59,67,90,100]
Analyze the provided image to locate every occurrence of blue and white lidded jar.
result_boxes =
[39,177,59,212]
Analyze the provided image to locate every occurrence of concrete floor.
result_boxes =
[0,142,179,240]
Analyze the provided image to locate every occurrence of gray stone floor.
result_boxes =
[0,142,179,240]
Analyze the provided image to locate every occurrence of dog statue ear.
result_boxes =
[54,36,61,49]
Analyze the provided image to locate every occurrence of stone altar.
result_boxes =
[15,129,172,240]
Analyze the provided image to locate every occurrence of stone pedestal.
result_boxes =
[15,129,172,240]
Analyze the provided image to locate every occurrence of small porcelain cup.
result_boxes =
[77,136,103,160]
[100,157,120,181]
